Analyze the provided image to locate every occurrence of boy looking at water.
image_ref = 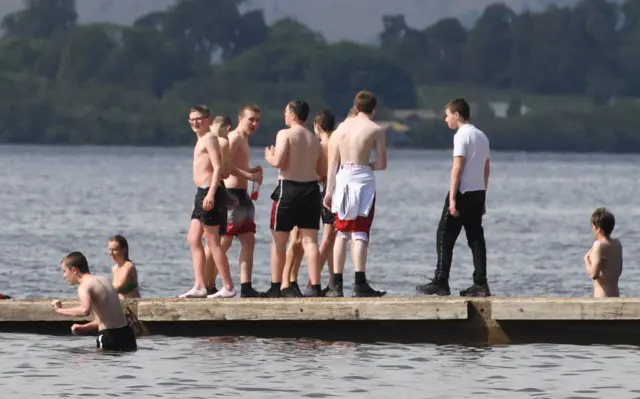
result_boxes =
[585,208,623,297]
[52,251,137,352]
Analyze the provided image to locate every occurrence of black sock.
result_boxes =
[290,280,298,286]
[241,282,252,293]
[334,273,343,285]
[270,282,281,292]
[355,271,366,285]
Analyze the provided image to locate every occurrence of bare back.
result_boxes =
[225,130,251,189]
[592,238,623,298]
[81,275,127,330]
[334,115,383,166]
[193,133,219,187]
[218,136,231,180]
[318,132,330,184]
[278,125,324,182]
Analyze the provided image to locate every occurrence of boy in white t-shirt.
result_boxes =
[416,99,492,297]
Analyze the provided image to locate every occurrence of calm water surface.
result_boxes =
[1,145,640,397]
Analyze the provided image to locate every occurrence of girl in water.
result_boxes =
[108,235,141,299]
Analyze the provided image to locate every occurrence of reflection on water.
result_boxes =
[1,334,639,398]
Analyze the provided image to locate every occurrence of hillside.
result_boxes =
[0,0,607,43]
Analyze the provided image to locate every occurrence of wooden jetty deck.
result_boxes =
[1,297,640,346]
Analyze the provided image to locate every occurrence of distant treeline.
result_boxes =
[1,0,640,152]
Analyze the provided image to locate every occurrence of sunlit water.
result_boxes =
[1,145,640,397]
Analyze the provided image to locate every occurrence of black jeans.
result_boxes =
[434,190,487,285]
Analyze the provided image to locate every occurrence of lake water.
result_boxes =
[1,145,639,397]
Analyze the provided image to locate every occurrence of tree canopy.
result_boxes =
[1,0,640,152]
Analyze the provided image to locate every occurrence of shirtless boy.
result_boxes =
[52,251,137,352]
[284,110,338,296]
[585,207,623,297]
[203,115,233,295]
[265,100,327,298]
[216,104,264,298]
[323,91,386,297]
[180,105,235,298]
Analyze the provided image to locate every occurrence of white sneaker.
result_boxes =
[208,287,237,298]
[178,287,208,298]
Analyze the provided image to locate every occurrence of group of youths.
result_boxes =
[48,92,624,352]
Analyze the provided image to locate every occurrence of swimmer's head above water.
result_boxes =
[60,251,91,286]
[591,207,615,239]
[108,235,130,263]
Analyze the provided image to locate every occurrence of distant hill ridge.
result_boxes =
[0,0,603,43]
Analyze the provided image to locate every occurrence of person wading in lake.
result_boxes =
[416,98,492,297]
[108,235,141,299]
[53,251,137,352]
[584,207,623,297]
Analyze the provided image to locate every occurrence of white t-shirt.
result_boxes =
[453,123,490,193]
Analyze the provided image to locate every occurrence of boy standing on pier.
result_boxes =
[53,251,137,352]
[416,98,491,297]
[585,207,623,297]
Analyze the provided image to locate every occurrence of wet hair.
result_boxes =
[238,103,261,116]
[591,207,615,237]
[62,251,90,274]
[446,99,471,121]
[211,115,232,134]
[189,105,211,117]
[109,235,130,261]
[287,100,310,122]
[354,91,377,114]
[314,110,335,133]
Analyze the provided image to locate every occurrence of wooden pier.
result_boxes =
[1,297,639,346]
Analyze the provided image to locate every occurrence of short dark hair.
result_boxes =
[189,105,211,117]
[314,110,335,132]
[591,207,615,237]
[354,91,377,114]
[239,103,261,116]
[287,100,310,122]
[446,99,470,120]
[62,251,90,274]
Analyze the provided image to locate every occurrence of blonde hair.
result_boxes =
[347,107,357,117]
[210,115,232,135]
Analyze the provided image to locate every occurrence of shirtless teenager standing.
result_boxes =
[180,105,235,298]
[265,100,327,298]
[214,104,264,298]
[203,115,233,295]
[585,207,623,297]
[53,251,137,352]
[323,91,386,297]
[284,110,338,296]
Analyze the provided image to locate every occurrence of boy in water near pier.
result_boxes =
[52,251,137,352]
[585,207,623,297]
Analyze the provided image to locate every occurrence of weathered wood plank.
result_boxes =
[136,297,468,321]
[492,297,640,320]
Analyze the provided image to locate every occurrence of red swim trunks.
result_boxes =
[334,197,376,235]
[224,188,256,236]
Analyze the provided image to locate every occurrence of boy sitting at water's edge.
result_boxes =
[584,208,622,298]
[52,251,137,352]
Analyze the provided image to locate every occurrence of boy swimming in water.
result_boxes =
[52,251,137,352]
